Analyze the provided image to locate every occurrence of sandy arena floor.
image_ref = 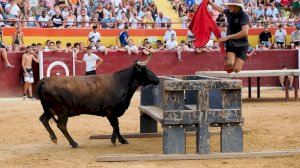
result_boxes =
[0,89,299,168]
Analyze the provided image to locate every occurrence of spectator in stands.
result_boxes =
[115,3,127,20]
[5,0,21,21]
[76,46,103,76]
[177,40,192,61]
[51,10,64,28]
[279,65,294,91]
[124,39,139,54]
[65,42,72,53]
[88,25,101,44]
[291,25,300,49]
[129,12,142,29]
[94,40,108,55]
[274,24,287,49]
[155,12,169,28]
[77,8,89,28]
[116,11,128,29]
[156,39,165,50]
[253,4,265,19]
[64,9,76,28]
[0,39,14,68]
[208,41,221,52]
[165,34,178,50]
[266,4,279,18]
[258,26,272,49]
[101,13,116,28]
[164,24,177,42]
[27,11,39,27]
[90,17,99,28]
[141,41,155,56]
[21,46,39,100]
[32,0,47,20]
[143,11,155,28]
[12,26,24,51]
[38,10,50,28]
[118,25,129,47]
[72,42,80,56]
[246,45,256,57]
[56,40,63,51]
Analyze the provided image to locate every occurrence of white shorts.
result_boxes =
[24,69,34,83]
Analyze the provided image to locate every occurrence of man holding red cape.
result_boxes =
[190,0,249,73]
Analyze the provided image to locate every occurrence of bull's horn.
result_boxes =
[137,53,152,66]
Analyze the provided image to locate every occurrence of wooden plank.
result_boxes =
[196,69,300,78]
[89,129,251,139]
[97,148,300,162]
[139,106,163,123]
[164,80,242,91]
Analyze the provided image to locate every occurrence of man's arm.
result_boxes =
[95,57,103,68]
[219,25,249,42]
[31,52,39,63]
[208,0,224,13]
[21,54,27,73]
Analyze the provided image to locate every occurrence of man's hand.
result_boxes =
[218,36,229,43]
[24,72,29,77]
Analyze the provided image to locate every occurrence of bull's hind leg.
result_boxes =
[39,112,57,143]
[56,114,79,148]
[107,116,129,145]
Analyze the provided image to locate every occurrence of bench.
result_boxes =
[196,70,300,101]
[139,76,244,154]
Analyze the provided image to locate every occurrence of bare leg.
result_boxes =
[57,114,78,148]
[107,116,128,145]
[279,76,285,87]
[177,46,182,61]
[0,48,13,67]
[289,76,294,88]
[23,82,29,96]
[291,43,295,49]
[226,52,236,69]
[232,57,245,73]
[28,84,33,97]
[39,112,57,143]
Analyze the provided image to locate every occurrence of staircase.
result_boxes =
[153,0,182,28]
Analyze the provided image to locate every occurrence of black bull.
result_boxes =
[37,62,159,148]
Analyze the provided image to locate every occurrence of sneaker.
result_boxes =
[281,87,285,91]
[22,95,27,100]
[28,97,37,101]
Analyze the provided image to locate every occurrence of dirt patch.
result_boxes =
[0,90,299,168]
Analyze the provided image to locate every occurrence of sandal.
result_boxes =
[5,64,15,68]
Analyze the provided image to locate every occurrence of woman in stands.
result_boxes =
[12,26,25,51]
[64,9,76,28]
[0,25,14,68]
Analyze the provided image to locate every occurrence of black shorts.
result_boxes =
[276,41,284,47]
[291,41,300,46]
[226,45,248,61]
[86,70,96,76]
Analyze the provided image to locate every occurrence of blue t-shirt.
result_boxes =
[119,31,129,46]
[186,0,195,8]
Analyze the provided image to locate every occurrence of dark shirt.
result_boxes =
[259,31,272,42]
[119,31,129,46]
[223,9,249,47]
[51,15,64,27]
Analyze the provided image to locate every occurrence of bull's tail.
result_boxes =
[36,78,58,123]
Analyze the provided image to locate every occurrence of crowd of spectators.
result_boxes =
[0,0,173,29]
[174,0,300,29]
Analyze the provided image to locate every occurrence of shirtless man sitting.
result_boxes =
[21,46,39,100]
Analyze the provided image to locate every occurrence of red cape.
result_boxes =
[189,0,224,51]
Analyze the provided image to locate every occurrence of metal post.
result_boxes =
[257,77,260,98]
[248,77,251,98]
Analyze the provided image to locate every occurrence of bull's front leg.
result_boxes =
[107,116,129,145]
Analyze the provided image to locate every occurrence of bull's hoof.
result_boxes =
[120,139,129,144]
[111,139,116,146]
[70,142,79,148]
[50,136,57,144]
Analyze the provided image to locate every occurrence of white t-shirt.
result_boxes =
[164,29,177,41]
[83,53,100,72]
[166,40,178,50]
[77,15,90,27]
[38,16,50,27]
[275,29,287,42]
[29,0,38,7]
[5,3,20,16]
[88,31,101,43]
[125,45,138,52]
